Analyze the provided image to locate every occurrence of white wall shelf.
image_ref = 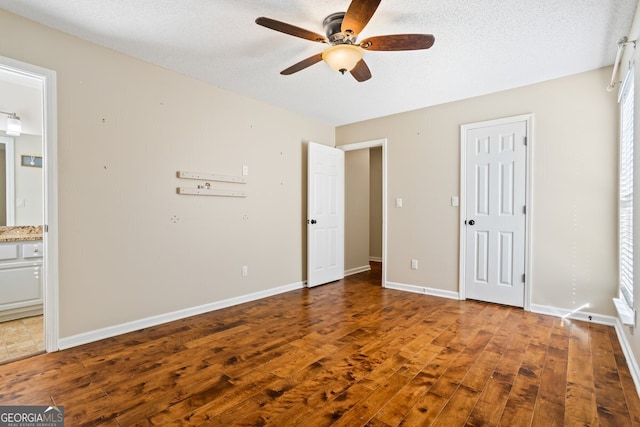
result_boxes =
[177,187,247,197]
[177,171,246,184]
[176,170,247,197]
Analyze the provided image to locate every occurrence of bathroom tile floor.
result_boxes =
[0,315,43,364]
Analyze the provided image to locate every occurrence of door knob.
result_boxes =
[309,219,317,224]
[468,219,475,226]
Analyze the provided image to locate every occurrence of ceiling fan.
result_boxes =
[255,0,435,82]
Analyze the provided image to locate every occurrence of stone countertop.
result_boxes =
[0,226,43,242]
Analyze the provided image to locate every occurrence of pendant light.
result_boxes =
[0,111,21,136]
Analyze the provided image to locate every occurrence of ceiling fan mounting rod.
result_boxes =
[323,12,356,45]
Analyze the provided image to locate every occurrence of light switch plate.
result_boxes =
[451,196,459,207]
[396,198,403,208]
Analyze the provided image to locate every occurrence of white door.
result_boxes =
[307,142,344,287]
[463,119,528,307]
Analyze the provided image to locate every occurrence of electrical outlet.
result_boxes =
[242,165,249,176]
[411,259,418,270]
[241,265,248,277]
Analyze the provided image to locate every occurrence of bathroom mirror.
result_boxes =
[0,134,44,227]
[0,135,15,226]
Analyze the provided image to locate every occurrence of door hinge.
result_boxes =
[524,136,528,146]
[522,273,526,283]
[523,205,526,214]
[44,224,48,232]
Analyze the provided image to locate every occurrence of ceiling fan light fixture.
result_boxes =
[322,44,363,74]
[256,0,434,82]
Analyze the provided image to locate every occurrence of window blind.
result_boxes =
[620,68,634,307]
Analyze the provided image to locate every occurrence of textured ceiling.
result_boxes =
[0,0,636,125]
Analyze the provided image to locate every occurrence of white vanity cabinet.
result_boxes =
[0,240,43,321]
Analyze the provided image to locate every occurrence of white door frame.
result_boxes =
[459,114,533,310]
[337,138,388,287]
[0,56,59,351]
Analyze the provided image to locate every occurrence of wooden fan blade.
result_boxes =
[281,53,324,75]
[350,59,372,82]
[256,17,327,43]
[342,0,381,36]
[360,34,435,51]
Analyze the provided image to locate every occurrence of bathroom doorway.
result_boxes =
[0,56,58,362]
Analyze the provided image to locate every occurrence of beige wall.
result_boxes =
[370,147,383,260]
[0,9,334,338]
[14,134,43,225]
[337,67,618,316]
[345,149,370,271]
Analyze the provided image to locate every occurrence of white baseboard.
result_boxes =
[530,303,617,326]
[58,281,304,350]
[369,257,383,263]
[614,319,640,398]
[344,265,371,277]
[385,281,460,300]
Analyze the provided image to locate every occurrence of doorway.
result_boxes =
[459,114,532,308]
[0,55,58,359]
[339,138,388,286]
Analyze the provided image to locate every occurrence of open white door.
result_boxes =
[307,142,344,287]
[462,117,529,307]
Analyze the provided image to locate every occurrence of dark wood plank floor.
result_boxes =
[1,263,640,426]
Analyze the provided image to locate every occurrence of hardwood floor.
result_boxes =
[1,263,639,426]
